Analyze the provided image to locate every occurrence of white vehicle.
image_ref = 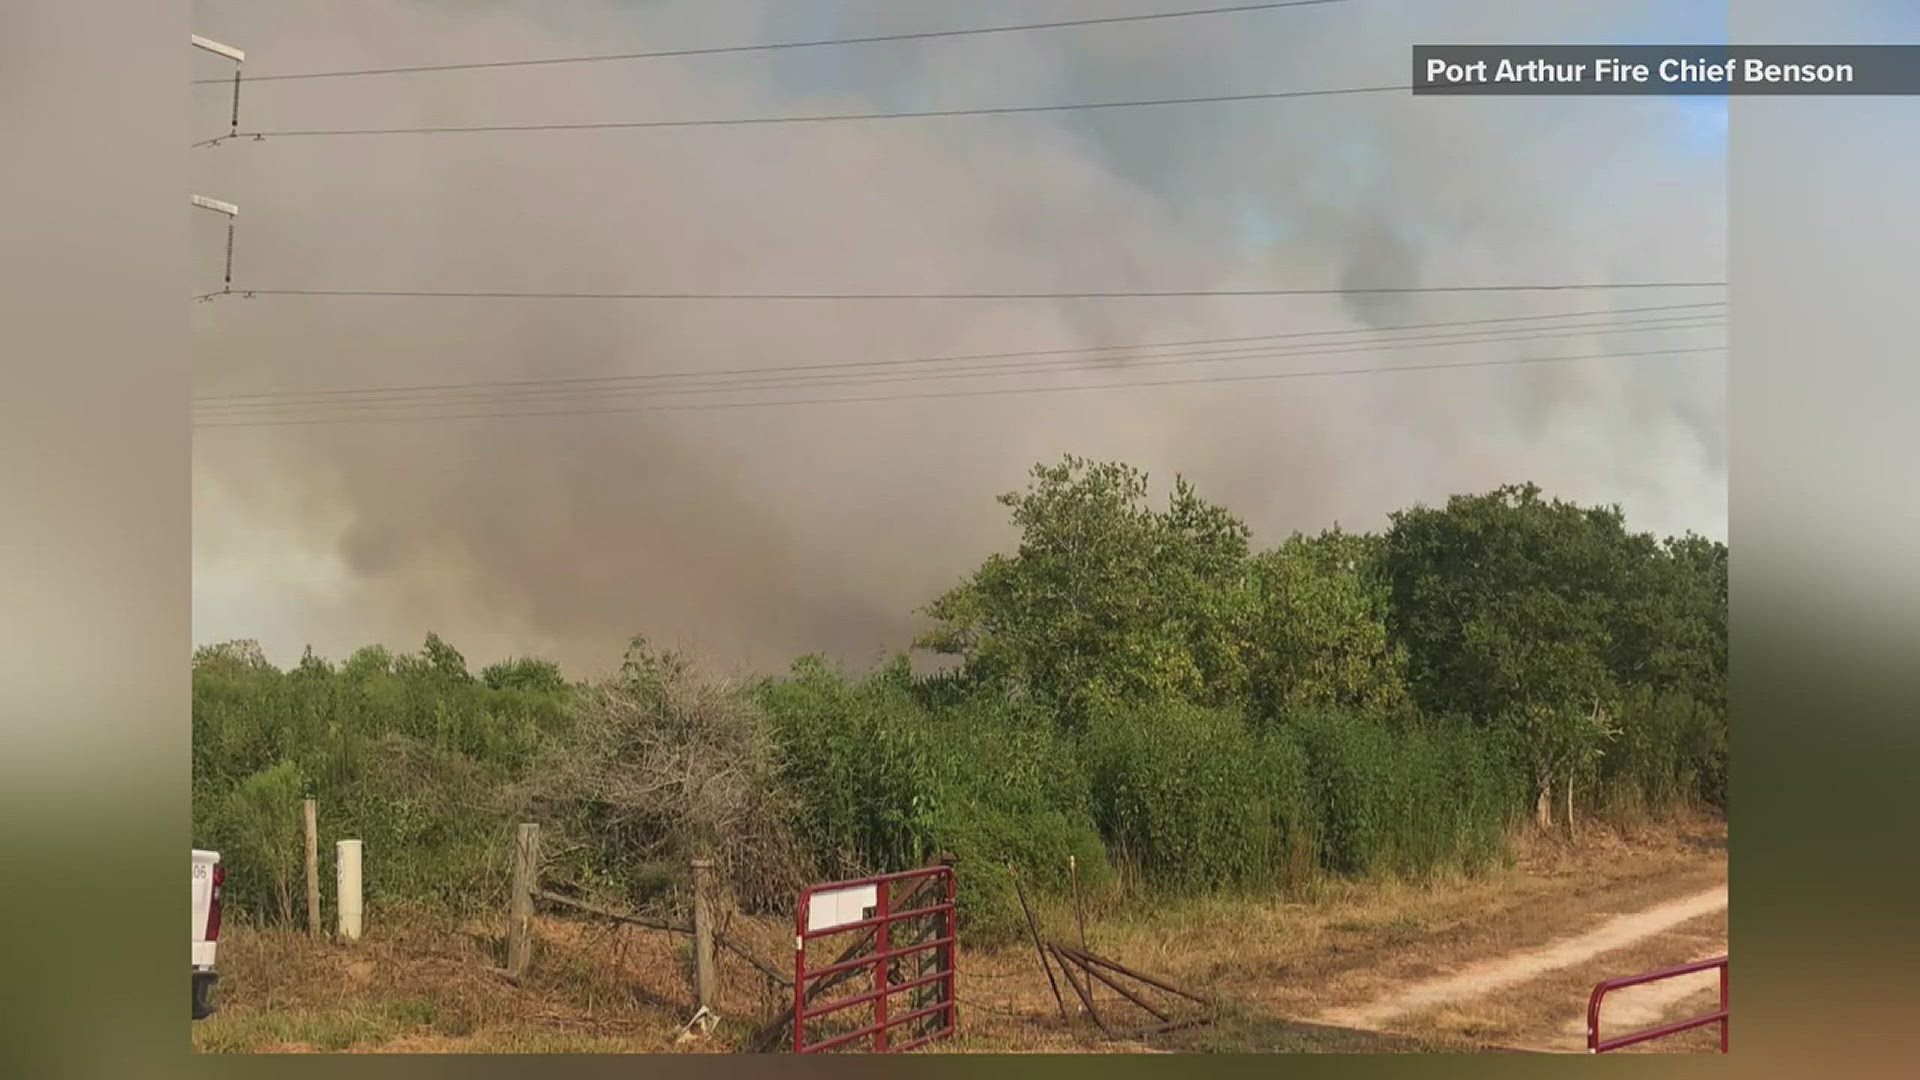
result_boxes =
[192,850,224,1019]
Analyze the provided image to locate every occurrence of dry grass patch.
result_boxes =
[193,907,786,1053]
[197,813,1723,1055]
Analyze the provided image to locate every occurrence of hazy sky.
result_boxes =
[191,1,1727,675]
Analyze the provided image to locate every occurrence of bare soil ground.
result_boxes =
[1319,885,1726,1029]
[193,813,1726,1054]
[1387,907,1729,1053]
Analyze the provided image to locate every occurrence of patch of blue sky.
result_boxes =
[1587,6,1727,161]
[1230,137,1386,256]
[1233,206,1293,257]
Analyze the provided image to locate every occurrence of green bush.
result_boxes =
[329,735,514,911]
[756,657,940,873]
[755,660,1109,937]
[1600,687,1727,813]
[1288,710,1519,878]
[208,759,307,925]
[191,636,573,919]
[925,804,1109,943]
[1082,699,1292,892]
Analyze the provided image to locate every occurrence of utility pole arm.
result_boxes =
[191,194,238,218]
[190,35,245,63]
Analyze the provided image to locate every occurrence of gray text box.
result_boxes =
[1413,45,1920,95]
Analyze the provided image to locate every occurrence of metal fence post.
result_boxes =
[793,891,808,1054]
[1719,962,1729,1053]
[872,878,891,1052]
[933,853,955,1031]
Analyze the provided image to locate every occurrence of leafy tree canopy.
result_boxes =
[915,457,1252,729]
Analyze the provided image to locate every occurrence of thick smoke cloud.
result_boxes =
[192,1,1725,675]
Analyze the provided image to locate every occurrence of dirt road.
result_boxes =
[1317,884,1728,1030]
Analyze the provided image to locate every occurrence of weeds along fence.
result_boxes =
[193,633,1717,929]
[503,823,795,1030]
[500,824,968,1053]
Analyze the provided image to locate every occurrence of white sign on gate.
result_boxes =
[806,884,878,933]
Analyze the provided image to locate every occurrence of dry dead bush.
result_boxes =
[523,637,810,914]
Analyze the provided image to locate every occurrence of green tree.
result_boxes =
[1245,529,1409,723]
[1383,484,1632,827]
[915,457,1252,729]
[1603,532,1728,807]
[408,631,473,683]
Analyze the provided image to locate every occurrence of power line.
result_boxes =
[193,344,1725,429]
[198,83,1411,143]
[192,321,1725,415]
[198,280,1725,301]
[193,315,1724,415]
[194,301,1724,403]
[193,2,1351,85]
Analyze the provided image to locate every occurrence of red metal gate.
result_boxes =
[1587,956,1728,1053]
[792,865,956,1053]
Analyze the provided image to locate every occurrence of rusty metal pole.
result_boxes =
[931,853,956,1030]
[792,890,808,1054]
[1010,865,1066,1019]
[1719,962,1728,1053]
[1049,945,1109,1035]
[872,878,891,1052]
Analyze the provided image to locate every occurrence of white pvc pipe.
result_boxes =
[336,840,363,942]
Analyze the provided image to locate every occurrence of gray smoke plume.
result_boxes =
[192,1,1725,675]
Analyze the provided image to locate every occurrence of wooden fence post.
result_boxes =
[303,799,321,939]
[690,858,717,1013]
[506,823,540,982]
[1070,853,1087,952]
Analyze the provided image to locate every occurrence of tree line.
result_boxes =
[192,457,1725,938]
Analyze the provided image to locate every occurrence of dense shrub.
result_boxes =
[1288,710,1519,877]
[206,759,307,924]
[191,636,574,921]
[330,734,515,911]
[1081,699,1294,892]
[1599,687,1727,813]
[755,658,1109,938]
[755,657,940,874]
[928,805,1110,943]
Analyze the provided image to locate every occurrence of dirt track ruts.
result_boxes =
[1316,884,1729,1030]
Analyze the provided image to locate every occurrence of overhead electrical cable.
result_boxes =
[193,315,1725,415]
[195,280,1725,301]
[193,344,1727,430]
[196,83,1411,144]
[194,302,1724,404]
[193,2,1352,85]
[194,300,1726,403]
